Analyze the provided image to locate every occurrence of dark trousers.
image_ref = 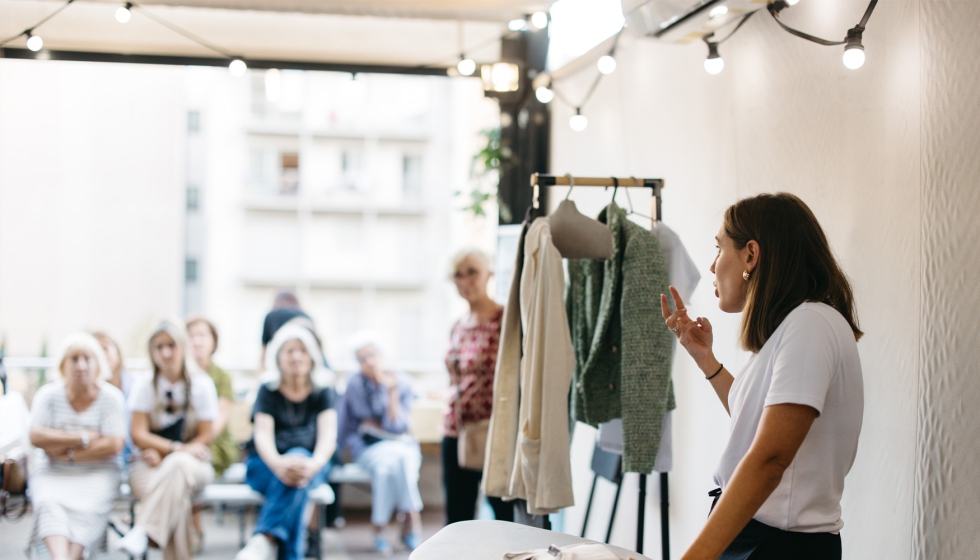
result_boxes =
[441,437,514,524]
[721,519,842,560]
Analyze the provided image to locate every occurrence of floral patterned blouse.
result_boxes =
[443,307,504,438]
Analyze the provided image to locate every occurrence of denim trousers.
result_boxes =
[355,439,424,527]
[246,448,330,560]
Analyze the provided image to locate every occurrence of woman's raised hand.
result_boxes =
[661,286,716,371]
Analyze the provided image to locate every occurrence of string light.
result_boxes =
[842,27,865,69]
[785,0,799,5]
[768,0,877,70]
[530,11,549,30]
[115,3,132,23]
[26,32,43,52]
[709,5,729,18]
[597,55,617,75]
[508,19,528,32]
[457,55,476,76]
[569,108,588,132]
[704,42,723,75]
[229,58,247,76]
[535,85,554,104]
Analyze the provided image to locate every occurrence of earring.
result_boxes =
[742,270,751,281]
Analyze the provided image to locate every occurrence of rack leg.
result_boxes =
[637,474,646,554]
[581,475,598,538]
[605,479,623,544]
[661,473,670,560]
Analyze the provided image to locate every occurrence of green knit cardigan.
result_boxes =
[567,204,676,474]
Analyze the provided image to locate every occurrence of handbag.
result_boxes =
[1,453,29,520]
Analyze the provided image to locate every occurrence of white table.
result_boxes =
[410,520,652,560]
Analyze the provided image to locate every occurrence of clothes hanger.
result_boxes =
[548,174,614,260]
[623,176,655,223]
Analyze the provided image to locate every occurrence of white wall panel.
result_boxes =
[550,0,980,556]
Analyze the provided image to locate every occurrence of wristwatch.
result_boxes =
[80,431,90,449]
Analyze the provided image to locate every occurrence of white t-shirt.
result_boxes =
[714,302,864,533]
[127,372,218,429]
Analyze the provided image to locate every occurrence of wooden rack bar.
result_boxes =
[530,173,665,222]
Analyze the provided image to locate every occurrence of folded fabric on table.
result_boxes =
[503,543,623,560]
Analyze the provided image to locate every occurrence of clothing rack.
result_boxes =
[530,172,669,560]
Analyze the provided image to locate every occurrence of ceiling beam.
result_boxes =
[0,47,451,76]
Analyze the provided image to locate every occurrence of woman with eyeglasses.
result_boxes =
[236,324,337,560]
[116,319,219,560]
[441,248,512,524]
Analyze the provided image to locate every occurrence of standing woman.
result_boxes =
[236,324,336,560]
[116,319,219,560]
[442,248,513,524]
[664,193,864,560]
[27,333,126,560]
[186,316,239,477]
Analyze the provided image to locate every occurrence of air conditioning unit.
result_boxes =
[622,0,763,43]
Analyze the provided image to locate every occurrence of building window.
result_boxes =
[187,111,200,133]
[403,155,422,200]
[185,258,198,283]
[281,153,299,194]
[186,186,200,211]
[341,150,363,191]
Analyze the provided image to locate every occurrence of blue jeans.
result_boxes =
[246,448,330,560]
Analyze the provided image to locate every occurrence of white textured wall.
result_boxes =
[550,1,980,558]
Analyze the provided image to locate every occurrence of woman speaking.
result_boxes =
[664,193,864,560]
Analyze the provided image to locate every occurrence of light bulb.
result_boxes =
[457,57,476,76]
[115,5,132,23]
[26,34,43,52]
[530,11,549,30]
[229,59,247,77]
[535,86,554,104]
[843,46,865,69]
[569,112,588,132]
[508,19,528,32]
[709,5,729,18]
[704,56,724,74]
[704,42,723,75]
[785,0,799,5]
[597,55,617,75]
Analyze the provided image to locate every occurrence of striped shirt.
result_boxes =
[30,381,126,475]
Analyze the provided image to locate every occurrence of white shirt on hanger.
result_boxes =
[715,302,863,533]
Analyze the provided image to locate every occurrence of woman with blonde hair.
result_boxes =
[236,323,337,560]
[27,333,126,560]
[116,319,219,560]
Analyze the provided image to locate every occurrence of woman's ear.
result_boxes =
[745,240,761,272]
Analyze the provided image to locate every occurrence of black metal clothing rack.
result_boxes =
[530,173,669,559]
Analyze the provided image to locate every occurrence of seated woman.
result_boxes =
[236,323,337,560]
[337,335,422,554]
[27,333,126,560]
[116,319,219,560]
[186,315,238,477]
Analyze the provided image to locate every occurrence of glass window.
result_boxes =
[403,155,423,200]
[185,258,198,283]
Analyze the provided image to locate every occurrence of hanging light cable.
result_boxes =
[0,0,75,49]
[768,0,878,70]
[700,11,758,75]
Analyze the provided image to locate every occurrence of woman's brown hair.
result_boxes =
[185,315,219,354]
[724,193,863,352]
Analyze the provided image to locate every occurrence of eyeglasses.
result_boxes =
[164,390,176,414]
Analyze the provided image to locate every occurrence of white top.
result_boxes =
[714,302,864,533]
[0,391,31,456]
[30,381,127,474]
[127,372,218,428]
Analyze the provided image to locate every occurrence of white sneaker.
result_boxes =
[115,525,149,557]
[235,534,277,560]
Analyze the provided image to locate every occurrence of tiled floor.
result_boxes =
[0,506,447,560]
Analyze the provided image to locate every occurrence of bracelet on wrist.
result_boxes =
[706,363,724,381]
